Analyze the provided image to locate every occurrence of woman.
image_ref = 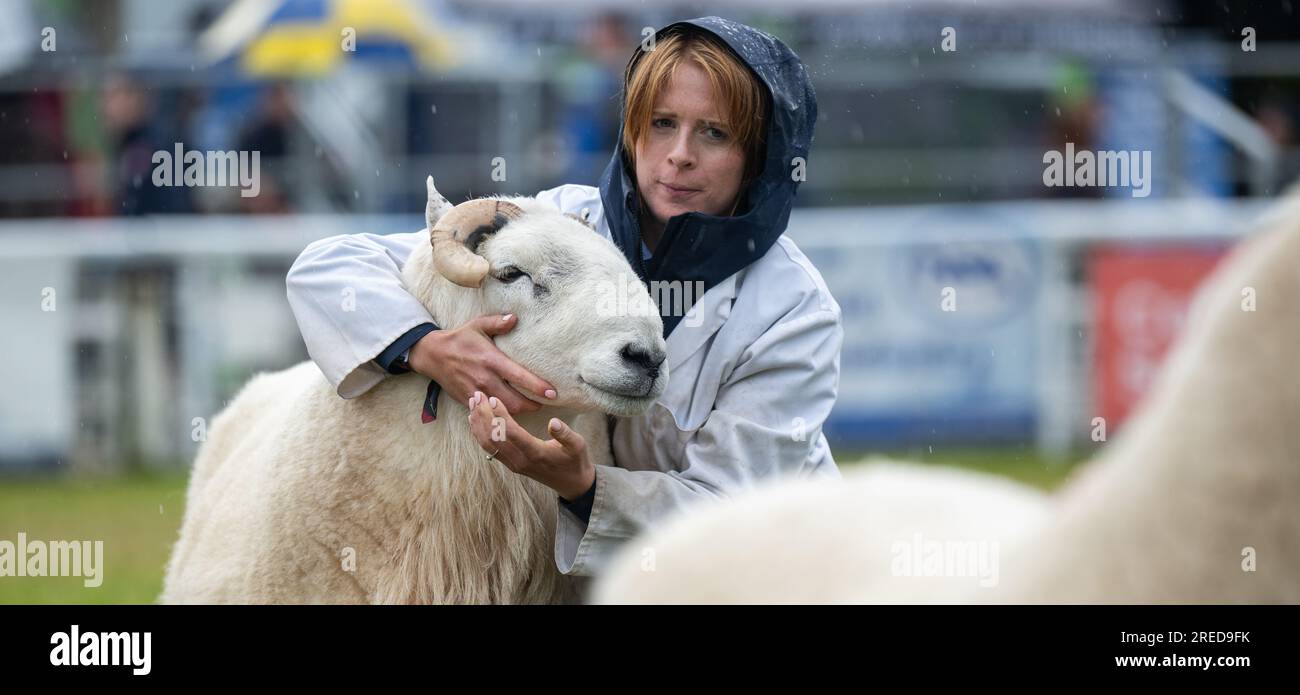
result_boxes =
[286,16,842,576]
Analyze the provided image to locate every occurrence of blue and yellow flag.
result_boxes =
[229,0,457,76]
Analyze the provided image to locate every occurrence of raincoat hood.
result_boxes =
[598,16,818,336]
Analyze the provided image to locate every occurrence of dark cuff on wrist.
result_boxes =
[560,474,597,525]
[376,322,438,374]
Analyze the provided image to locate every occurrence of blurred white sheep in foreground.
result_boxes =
[594,193,1300,604]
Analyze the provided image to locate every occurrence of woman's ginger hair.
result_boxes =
[620,27,770,208]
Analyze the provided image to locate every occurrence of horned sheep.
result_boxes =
[162,177,667,604]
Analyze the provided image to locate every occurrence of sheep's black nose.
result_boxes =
[621,344,666,378]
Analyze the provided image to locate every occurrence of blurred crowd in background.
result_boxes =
[2,0,1297,221]
[0,1,637,218]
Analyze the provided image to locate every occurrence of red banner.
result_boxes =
[1089,244,1229,430]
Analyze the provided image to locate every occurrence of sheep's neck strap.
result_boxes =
[420,380,442,424]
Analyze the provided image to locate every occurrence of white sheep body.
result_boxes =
[594,462,1050,604]
[162,360,603,603]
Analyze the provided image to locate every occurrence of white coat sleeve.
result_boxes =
[285,230,432,398]
[554,305,844,577]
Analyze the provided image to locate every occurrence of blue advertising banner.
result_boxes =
[800,211,1044,446]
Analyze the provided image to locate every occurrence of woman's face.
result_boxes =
[634,61,747,232]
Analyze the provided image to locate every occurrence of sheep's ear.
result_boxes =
[565,211,596,231]
[425,176,454,230]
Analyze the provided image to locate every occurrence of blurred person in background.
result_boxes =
[1252,92,1300,194]
[1043,62,1103,200]
[236,82,297,214]
[100,73,194,215]
[285,17,842,577]
[556,13,632,185]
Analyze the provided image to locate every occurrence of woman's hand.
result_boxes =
[467,391,595,501]
[408,313,557,415]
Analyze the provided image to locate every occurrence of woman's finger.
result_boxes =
[473,313,517,338]
[492,356,558,404]
[484,394,550,462]
[471,392,506,443]
[546,418,586,456]
[467,392,531,470]
[467,392,497,446]
[486,377,541,414]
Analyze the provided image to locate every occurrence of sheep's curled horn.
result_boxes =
[426,176,523,288]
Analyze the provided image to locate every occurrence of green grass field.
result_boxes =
[0,472,189,604]
[842,445,1087,491]
[0,447,1086,604]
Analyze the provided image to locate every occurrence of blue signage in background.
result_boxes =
[804,212,1043,448]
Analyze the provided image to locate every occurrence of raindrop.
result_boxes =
[430,104,437,115]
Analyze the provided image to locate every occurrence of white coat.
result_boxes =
[286,183,843,576]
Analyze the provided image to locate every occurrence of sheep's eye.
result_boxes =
[496,266,527,283]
